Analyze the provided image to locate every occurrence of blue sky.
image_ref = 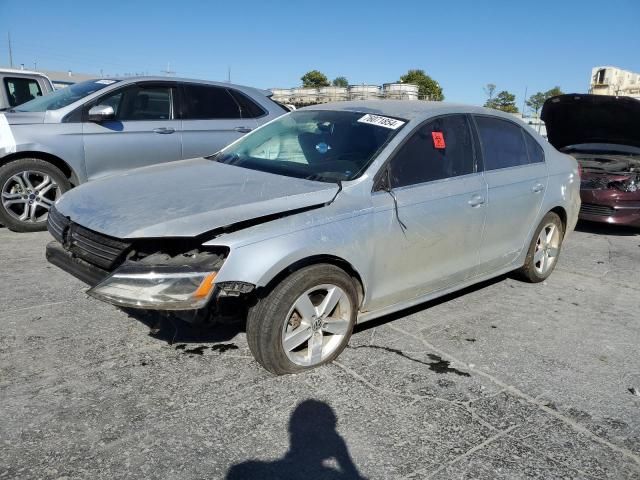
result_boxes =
[1,0,639,106]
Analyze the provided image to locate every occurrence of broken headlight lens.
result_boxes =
[87,264,219,310]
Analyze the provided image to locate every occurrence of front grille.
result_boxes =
[47,206,69,243]
[580,203,615,217]
[47,206,131,270]
[69,224,131,270]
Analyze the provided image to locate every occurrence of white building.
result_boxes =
[590,66,640,98]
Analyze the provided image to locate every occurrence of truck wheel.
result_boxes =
[518,212,564,283]
[246,264,358,375]
[0,158,70,232]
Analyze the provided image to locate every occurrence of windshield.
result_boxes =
[15,79,121,112]
[212,110,405,182]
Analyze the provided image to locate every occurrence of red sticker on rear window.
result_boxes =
[432,131,446,149]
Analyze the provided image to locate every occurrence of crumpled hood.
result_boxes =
[542,94,640,150]
[1,111,46,125]
[55,158,339,239]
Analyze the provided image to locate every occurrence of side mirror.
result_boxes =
[88,105,115,122]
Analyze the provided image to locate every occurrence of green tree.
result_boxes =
[399,69,444,101]
[525,92,547,116]
[301,70,330,88]
[526,86,564,116]
[332,76,349,87]
[485,90,519,113]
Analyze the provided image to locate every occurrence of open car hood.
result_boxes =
[54,158,338,239]
[541,94,640,150]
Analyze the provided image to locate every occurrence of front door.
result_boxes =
[367,114,487,311]
[472,116,548,274]
[82,82,181,180]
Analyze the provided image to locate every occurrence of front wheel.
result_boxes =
[246,264,358,375]
[0,158,71,232]
[518,212,564,283]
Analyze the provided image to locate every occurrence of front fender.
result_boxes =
[211,211,375,304]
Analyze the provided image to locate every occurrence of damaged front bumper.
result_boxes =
[579,190,640,227]
[46,237,254,313]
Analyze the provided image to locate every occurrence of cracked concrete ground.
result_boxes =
[1,221,639,479]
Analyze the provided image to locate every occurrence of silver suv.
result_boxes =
[0,77,286,232]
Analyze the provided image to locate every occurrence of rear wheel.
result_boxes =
[518,212,564,283]
[0,158,70,232]
[246,264,357,375]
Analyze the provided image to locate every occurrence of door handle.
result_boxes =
[532,183,545,193]
[153,127,175,134]
[468,195,485,207]
[234,126,252,133]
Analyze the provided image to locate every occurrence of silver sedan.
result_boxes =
[46,101,581,374]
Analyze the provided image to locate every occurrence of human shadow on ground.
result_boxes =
[226,399,366,480]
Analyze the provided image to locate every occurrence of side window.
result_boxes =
[228,89,266,118]
[475,116,529,170]
[523,131,545,164]
[389,115,475,188]
[95,85,172,121]
[181,84,241,119]
[4,77,43,107]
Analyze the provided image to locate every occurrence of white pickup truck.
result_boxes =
[0,68,54,111]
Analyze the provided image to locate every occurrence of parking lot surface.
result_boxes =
[1,223,639,479]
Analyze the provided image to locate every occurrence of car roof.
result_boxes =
[106,76,272,97]
[300,100,520,123]
[0,67,50,77]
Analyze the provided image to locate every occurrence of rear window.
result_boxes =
[524,131,545,163]
[181,84,241,119]
[228,89,267,118]
[4,77,43,107]
[475,116,530,170]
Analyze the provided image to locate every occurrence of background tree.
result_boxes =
[483,83,496,102]
[399,69,444,101]
[525,92,547,117]
[485,90,519,113]
[301,70,330,88]
[332,76,349,87]
[526,86,564,116]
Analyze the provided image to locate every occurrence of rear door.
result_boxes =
[178,83,260,159]
[368,114,487,310]
[472,115,548,273]
[82,81,181,180]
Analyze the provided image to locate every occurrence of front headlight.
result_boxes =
[87,264,219,310]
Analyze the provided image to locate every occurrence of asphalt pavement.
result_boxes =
[1,222,639,479]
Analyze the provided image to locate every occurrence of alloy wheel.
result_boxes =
[281,284,352,367]
[533,222,560,275]
[1,170,60,224]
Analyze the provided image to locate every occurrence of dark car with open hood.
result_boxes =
[542,94,640,228]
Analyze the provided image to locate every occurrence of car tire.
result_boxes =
[246,264,358,375]
[518,212,564,283]
[0,158,70,233]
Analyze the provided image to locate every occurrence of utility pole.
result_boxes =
[227,66,231,83]
[8,32,13,68]
[522,86,528,117]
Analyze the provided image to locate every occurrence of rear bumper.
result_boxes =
[46,241,110,286]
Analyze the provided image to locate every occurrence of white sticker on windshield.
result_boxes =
[357,114,405,130]
[95,79,116,85]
